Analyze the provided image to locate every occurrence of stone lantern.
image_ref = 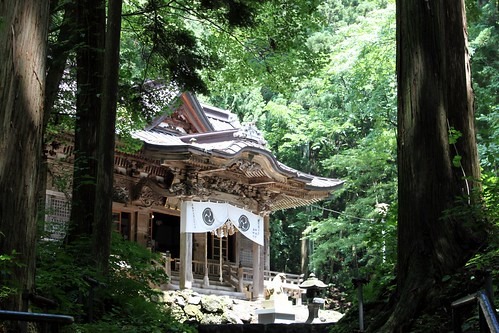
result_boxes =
[299,273,328,323]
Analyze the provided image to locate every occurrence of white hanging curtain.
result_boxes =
[181,201,264,246]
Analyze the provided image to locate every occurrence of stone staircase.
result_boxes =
[166,272,248,300]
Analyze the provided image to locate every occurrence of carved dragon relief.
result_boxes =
[113,175,168,208]
[138,185,165,207]
[113,176,133,203]
[167,167,210,198]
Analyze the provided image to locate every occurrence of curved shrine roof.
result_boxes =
[132,93,343,211]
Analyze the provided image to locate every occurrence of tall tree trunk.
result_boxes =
[39,0,77,242]
[93,0,123,275]
[0,0,50,313]
[300,238,309,277]
[45,0,77,124]
[69,0,105,241]
[372,1,485,331]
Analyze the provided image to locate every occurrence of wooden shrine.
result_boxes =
[44,92,343,299]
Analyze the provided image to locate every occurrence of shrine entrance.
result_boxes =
[207,233,236,263]
[152,212,180,259]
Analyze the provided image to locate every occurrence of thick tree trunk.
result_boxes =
[371,1,485,331]
[38,0,77,243]
[93,0,123,274]
[69,0,105,240]
[0,0,50,312]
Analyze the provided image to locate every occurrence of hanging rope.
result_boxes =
[211,220,237,238]
[310,204,376,222]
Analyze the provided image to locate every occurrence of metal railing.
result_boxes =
[452,290,499,333]
[0,310,74,333]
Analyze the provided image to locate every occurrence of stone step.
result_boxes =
[170,280,237,293]
[167,275,248,300]
[191,286,248,300]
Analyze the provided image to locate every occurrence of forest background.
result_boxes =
[0,0,497,332]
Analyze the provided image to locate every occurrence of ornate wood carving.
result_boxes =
[113,174,168,208]
[46,127,332,213]
[112,186,129,203]
[138,185,164,207]
[231,160,270,179]
[233,122,267,146]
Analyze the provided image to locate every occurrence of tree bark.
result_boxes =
[301,238,309,277]
[69,0,105,241]
[38,0,78,244]
[93,0,123,274]
[0,0,50,312]
[371,1,485,331]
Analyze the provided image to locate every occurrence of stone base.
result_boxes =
[261,293,292,311]
[261,299,292,311]
[255,308,296,324]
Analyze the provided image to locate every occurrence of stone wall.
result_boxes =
[197,323,335,333]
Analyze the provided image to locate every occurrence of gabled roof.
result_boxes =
[133,92,343,211]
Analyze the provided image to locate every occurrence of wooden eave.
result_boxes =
[180,92,214,133]
[145,92,214,134]
[142,141,343,192]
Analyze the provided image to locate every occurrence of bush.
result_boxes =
[36,233,195,333]
[0,248,21,302]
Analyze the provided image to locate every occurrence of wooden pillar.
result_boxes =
[180,202,193,289]
[252,241,264,300]
[136,210,150,247]
[238,263,244,292]
[165,251,172,277]
[264,215,270,271]
[219,236,223,282]
[203,233,210,287]
[252,214,268,300]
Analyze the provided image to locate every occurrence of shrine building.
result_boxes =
[45,92,343,299]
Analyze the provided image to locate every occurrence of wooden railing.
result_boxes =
[166,256,305,297]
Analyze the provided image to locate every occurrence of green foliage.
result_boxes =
[468,1,499,172]
[482,173,499,226]
[439,6,499,312]
[200,0,325,95]
[40,0,496,327]
[448,127,463,145]
[36,234,194,332]
[0,248,21,301]
[269,208,322,273]
[36,237,96,317]
[465,173,499,304]
[306,27,398,294]
[205,1,398,303]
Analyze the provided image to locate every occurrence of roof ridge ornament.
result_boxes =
[233,122,267,146]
